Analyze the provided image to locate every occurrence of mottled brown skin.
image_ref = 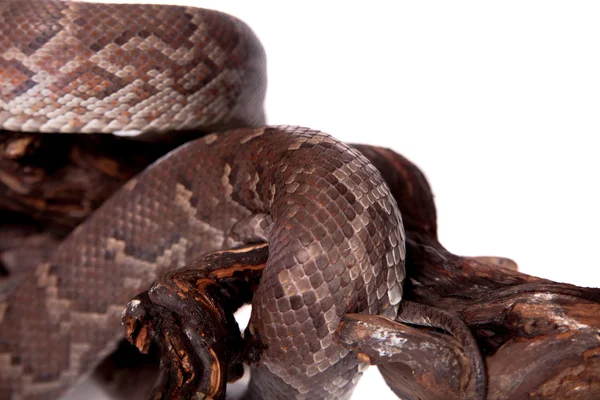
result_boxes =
[0,1,266,135]
[0,2,408,398]
[3,131,599,399]
[0,127,406,399]
[6,1,592,399]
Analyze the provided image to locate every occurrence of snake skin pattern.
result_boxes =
[0,1,266,135]
[0,1,408,399]
[0,126,406,399]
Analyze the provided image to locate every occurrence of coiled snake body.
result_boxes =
[0,124,406,400]
[0,2,484,400]
[0,0,265,135]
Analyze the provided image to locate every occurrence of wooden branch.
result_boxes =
[336,313,471,400]
[0,131,186,233]
[356,144,600,399]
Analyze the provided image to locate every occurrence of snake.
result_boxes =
[0,1,483,399]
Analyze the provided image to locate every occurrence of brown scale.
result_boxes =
[0,1,266,134]
[0,2,492,400]
[0,127,408,399]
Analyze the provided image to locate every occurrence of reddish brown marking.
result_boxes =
[208,262,266,279]
[207,347,222,397]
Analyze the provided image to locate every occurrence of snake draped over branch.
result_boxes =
[2,2,599,400]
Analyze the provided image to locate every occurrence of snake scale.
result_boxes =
[0,1,483,399]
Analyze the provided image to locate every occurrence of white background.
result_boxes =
[77,1,600,399]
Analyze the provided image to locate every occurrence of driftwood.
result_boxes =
[0,131,192,233]
[1,132,599,399]
[353,145,600,399]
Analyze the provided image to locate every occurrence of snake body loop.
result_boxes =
[0,1,266,136]
[0,2,409,399]
[0,126,406,399]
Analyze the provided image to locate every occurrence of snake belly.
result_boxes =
[0,126,406,399]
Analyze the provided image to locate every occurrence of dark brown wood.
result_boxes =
[336,313,471,400]
[121,244,269,400]
[1,135,598,399]
[0,131,194,233]
[356,144,600,399]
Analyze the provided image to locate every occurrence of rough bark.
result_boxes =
[0,131,194,233]
[354,144,600,399]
